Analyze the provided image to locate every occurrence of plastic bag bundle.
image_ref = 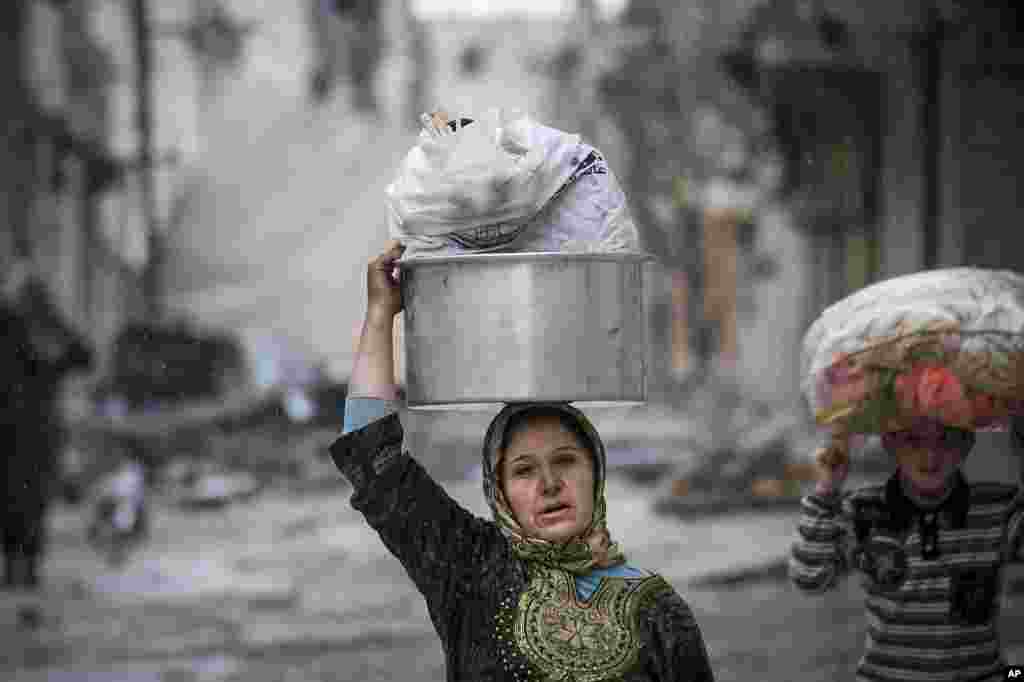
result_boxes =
[801,268,1024,441]
[386,109,640,258]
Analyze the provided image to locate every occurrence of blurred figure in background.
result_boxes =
[87,444,149,568]
[1,259,93,617]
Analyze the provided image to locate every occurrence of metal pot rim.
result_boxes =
[400,250,655,266]
[405,399,648,411]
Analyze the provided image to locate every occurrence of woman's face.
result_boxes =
[501,415,595,544]
[884,428,966,496]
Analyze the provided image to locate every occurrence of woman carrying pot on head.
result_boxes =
[330,241,715,681]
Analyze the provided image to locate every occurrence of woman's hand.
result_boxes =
[366,240,406,328]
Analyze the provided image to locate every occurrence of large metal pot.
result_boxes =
[400,252,652,408]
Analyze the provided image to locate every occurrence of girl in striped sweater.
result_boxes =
[790,417,1024,682]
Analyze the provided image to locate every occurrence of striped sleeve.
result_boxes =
[789,491,854,593]
[1012,418,1024,562]
[1007,488,1024,563]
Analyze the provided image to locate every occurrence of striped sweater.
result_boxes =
[790,471,1024,682]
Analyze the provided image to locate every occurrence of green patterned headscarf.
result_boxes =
[481,402,626,575]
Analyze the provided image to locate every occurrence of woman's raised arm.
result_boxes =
[348,241,405,400]
[332,242,511,649]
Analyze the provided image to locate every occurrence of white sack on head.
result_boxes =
[799,267,1024,414]
[386,109,640,257]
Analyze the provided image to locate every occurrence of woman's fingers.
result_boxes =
[369,242,404,271]
[382,240,404,257]
[375,242,405,285]
[371,239,403,259]
[375,241,405,272]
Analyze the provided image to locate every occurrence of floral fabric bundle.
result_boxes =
[801,268,1024,455]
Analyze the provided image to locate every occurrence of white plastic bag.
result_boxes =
[387,109,640,257]
[510,147,640,254]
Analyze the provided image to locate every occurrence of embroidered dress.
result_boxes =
[791,471,1024,682]
[332,400,714,681]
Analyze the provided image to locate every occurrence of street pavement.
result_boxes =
[4,471,1024,681]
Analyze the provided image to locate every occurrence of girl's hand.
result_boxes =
[366,241,406,327]
[814,443,849,496]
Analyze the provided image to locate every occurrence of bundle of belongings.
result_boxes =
[800,267,1024,459]
[386,109,641,257]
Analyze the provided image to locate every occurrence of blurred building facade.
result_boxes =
[722,0,1024,292]
[308,0,428,129]
[423,14,570,125]
[722,0,1024,408]
[563,0,1024,417]
[3,0,157,382]
[157,0,430,387]
[4,0,264,393]
[585,0,800,409]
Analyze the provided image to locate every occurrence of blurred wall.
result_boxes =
[5,0,156,383]
[937,14,1024,272]
[698,0,1021,413]
[423,15,569,122]
[724,0,1024,472]
[788,0,1024,276]
[591,0,810,411]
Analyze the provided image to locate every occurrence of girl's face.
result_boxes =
[884,427,968,496]
[500,416,595,544]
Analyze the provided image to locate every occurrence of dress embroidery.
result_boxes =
[511,566,670,681]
